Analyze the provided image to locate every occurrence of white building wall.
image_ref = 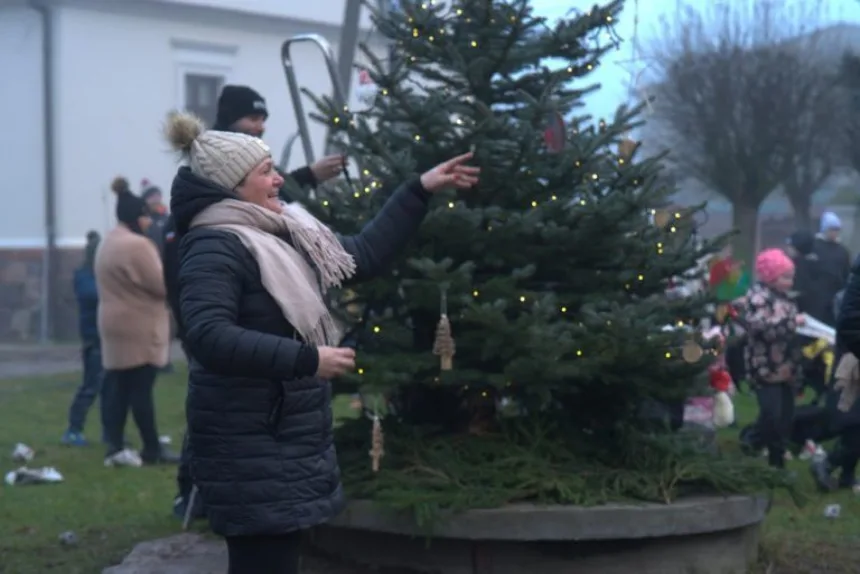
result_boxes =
[153,0,378,30]
[52,0,388,246]
[0,6,47,247]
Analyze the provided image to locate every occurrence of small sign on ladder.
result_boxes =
[355,69,379,110]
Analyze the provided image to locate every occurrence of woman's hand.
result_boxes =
[420,152,480,193]
[316,346,356,379]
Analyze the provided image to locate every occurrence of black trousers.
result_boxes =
[67,342,107,435]
[827,426,860,484]
[226,532,302,574]
[102,364,160,458]
[754,383,795,468]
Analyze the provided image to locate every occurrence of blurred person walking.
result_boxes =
[142,179,177,375]
[61,231,107,446]
[814,212,852,326]
[97,177,178,467]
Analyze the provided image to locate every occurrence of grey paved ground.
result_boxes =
[101,533,394,574]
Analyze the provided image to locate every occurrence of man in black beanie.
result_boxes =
[212,84,344,189]
[164,84,345,521]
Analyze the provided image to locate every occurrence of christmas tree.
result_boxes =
[294,0,795,520]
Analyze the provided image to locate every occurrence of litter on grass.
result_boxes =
[4,466,63,486]
[11,443,34,462]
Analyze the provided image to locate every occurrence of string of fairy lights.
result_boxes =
[322,2,710,373]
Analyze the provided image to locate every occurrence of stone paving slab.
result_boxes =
[101,533,385,574]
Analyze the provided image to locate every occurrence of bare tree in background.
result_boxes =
[839,53,860,174]
[643,1,843,258]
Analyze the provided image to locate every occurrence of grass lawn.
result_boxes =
[0,366,356,574]
[1,370,859,573]
[727,393,860,573]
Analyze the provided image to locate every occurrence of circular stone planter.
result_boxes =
[310,495,769,574]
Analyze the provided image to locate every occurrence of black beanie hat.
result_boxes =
[110,177,149,233]
[787,230,815,256]
[213,85,268,131]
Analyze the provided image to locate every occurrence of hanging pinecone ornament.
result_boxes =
[432,286,455,370]
[617,137,638,161]
[433,315,456,371]
[369,414,384,472]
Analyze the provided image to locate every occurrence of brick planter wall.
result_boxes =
[0,247,83,342]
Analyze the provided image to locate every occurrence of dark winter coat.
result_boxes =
[832,256,860,431]
[814,237,851,325]
[171,167,431,536]
[162,166,317,341]
[146,208,170,254]
[73,267,99,343]
[792,252,832,324]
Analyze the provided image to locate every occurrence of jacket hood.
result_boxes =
[170,167,235,234]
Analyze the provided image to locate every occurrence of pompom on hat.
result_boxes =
[755,248,795,285]
[164,111,271,191]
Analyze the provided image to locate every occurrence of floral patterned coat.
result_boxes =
[738,282,800,385]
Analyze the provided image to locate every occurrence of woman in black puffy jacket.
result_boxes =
[164,112,478,574]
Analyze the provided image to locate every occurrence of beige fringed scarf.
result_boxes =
[834,353,860,413]
[191,199,356,346]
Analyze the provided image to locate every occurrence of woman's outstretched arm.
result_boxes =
[337,177,431,281]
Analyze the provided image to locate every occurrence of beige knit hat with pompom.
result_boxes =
[164,111,271,191]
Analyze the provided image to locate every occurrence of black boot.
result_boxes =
[142,446,180,465]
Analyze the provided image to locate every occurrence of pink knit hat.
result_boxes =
[755,248,794,284]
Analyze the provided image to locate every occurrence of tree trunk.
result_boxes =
[788,192,812,232]
[732,202,760,267]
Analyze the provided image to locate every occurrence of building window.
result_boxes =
[184,73,223,127]
[171,39,237,126]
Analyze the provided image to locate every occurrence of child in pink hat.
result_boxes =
[738,248,801,468]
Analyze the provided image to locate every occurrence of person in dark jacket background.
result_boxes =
[62,231,107,446]
[141,179,178,375]
[164,84,347,520]
[164,110,478,574]
[787,230,831,402]
[141,179,169,253]
[811,257,860,491]
[787,230,829,322]
[813,212,851,325]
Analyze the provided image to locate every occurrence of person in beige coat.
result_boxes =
[96,177,178,467]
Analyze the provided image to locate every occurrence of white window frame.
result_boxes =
[171,39,237,116]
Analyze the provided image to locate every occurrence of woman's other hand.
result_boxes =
[420,152,480,193]
[316,346,356,379]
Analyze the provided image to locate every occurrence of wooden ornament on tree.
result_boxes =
[653,209,671,228]
[433,315,455,371]
[681,339,704,363]
[433,286,456,371]
[369,414,384,472]
[618,137,638,161]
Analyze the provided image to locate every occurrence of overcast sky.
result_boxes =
[530,0,860,123]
